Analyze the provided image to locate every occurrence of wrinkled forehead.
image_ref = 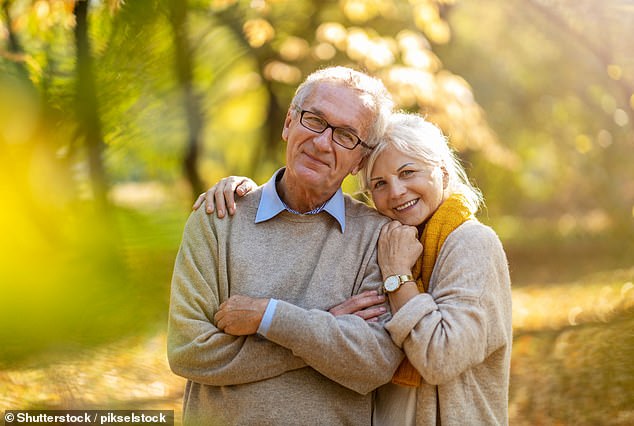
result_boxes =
[302,82,375,136]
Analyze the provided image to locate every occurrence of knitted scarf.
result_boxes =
[390,193,474,387]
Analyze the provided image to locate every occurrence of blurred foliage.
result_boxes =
[1,0,630,231]
[0,1,633,421]
[0,0,510,360]
[438,0,634,234]
[1,0,510,190]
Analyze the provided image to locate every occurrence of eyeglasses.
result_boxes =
[298,110,371,150]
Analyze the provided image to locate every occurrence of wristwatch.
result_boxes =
[383,274,415,293]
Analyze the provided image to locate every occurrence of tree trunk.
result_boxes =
[169,0,204,197]
[2,0,30,80]
[3,0,19,52]
[73,0,109,210]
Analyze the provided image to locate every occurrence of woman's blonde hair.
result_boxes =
[360,112,484,214]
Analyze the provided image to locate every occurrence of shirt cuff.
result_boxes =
[257,298,278,337]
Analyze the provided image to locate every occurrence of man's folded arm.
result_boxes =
[261,254,404,395]
[264,303,402,394]
[167,210,306,386]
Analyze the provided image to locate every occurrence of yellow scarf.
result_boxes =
[391,193,474,387]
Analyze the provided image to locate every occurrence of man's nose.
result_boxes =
[313,127,334,151]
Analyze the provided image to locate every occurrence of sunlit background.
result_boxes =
[1,0,633,424]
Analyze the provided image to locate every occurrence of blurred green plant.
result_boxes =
[1,0,632,365]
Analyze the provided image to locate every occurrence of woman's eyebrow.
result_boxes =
[371,162,416,181]
[397,162,415,171]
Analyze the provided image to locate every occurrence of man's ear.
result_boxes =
[281,109,293,142]
[350,155,367,175]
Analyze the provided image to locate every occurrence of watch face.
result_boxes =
[384,276,400,292]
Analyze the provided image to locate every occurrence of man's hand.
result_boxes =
[214,295,269,336]
[328,290,387,322]
[192,176,257,217]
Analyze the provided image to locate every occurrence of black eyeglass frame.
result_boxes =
[298,109,372,150]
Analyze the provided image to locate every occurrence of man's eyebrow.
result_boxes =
[310,107,360,134]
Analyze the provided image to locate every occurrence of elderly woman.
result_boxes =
[196,112,512,425]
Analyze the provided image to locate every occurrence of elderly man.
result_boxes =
[167,67,403,425]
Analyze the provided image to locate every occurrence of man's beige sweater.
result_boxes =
[167,186,403,425]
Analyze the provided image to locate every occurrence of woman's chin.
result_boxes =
[399,218,423,226]
[377,209,398,221]
[396,209,430,226]
[376,207,428,226]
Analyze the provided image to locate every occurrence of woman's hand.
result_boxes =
[328,290,387,322]
[192,176,257,217]
[378,221,423,279]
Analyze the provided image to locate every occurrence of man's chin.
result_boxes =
[294,165,329,182]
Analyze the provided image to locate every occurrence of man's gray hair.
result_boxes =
[290,66,394,150]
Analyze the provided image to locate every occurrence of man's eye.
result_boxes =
[304,116,325,127]
[337,130,356,144]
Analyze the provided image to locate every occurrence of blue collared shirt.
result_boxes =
[255,168,347,336]
[255,168,347,233]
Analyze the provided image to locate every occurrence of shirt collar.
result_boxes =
[255,168,346,232]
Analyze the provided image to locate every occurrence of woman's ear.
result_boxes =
[281,110,293,142]
[441,165,449,189]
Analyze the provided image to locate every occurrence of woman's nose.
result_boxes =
[389,180,407,198]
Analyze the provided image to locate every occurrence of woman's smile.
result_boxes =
[393,198,419,212]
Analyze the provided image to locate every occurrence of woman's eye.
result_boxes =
[400,170,414,177]
[372,181,385,190]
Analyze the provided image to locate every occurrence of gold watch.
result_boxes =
[383,274,415,293]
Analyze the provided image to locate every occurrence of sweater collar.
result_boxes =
[255,168,346,232]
